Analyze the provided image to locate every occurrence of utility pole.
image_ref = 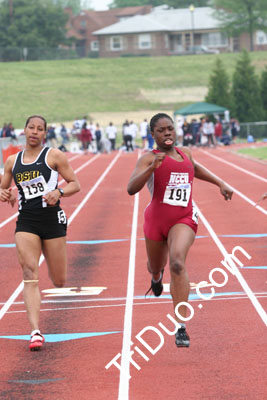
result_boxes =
[9,0,13,23]
[189,4,195,53]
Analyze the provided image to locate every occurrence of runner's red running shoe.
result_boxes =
[29,331,45,351]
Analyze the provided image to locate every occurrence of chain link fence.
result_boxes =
[239,121,267,139]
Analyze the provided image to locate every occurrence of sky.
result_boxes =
[89,0,112,10]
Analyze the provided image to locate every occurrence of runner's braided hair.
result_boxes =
[150,113,174,132]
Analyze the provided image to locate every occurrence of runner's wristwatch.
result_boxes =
[58,188,64,197]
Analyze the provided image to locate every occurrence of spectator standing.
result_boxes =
[190,119,200,145]
[140,119,148,150]
[214,119,223,144]
[60,124,69,146]
[80,122,92,154]
[230,118,240,143]
[106,122,117,151]
[124,121,134,152]
[129,121,138,149]
[203,117,216,147]
[182,120,194,147]
[88,121,97,153]
[0,123,8,137]
[146,123,154,150]
[95,123,102,153]
[46,125,57,148]
[176,116,184,147]
[122,119,129,146]
[4,123,16,139]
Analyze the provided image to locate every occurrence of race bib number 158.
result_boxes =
[20,175,48,200]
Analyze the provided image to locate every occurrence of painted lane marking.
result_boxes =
[118,152,140,400]
[3,291,267,306]
[240,266,267,269]
[3,233,267,248]
[0,152,121,321]
[5,293,267,315]
[198,149,267,183]
[2,234,267,248]
[0,331,120,342]
[68,239,129,245]
[220,234,267,238]
[9,379,63,385]
[194,201,267,326]
[195,161,267,216]
[42,287,107,297]
[0,153,99,229]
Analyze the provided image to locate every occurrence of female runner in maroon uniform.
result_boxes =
[0,115,80,351]
[127,113,233,347]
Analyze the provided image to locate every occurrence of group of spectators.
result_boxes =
[0,122,16,139]
[72,117,154,154]
[176,116,240,148]
[72,118,115,154]
[121,119,154,152]
[0,115,240,154]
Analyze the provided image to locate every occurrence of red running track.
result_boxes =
[0,145,266,400]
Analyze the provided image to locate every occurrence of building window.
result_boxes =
[91,41,99,51]
[202,32,228,47]
[138,34,151,49]
[110,36,123,51]
[256,31,267,45]
[80,20,86,28]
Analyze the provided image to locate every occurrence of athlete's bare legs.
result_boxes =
[15,232,42,331]
[167,223,195,322]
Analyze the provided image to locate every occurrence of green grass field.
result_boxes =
[1,51,267,127]
[237,146,267,160]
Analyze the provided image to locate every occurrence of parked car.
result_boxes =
[188,45,220,54]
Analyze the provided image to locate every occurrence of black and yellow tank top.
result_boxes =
[12,147,59,210]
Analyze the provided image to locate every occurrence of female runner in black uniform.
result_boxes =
[0,115,80,351]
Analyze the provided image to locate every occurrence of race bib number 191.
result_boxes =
[163,183,191,207]
[20,175,48,200]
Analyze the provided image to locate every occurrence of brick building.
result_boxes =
[92,7,267,58]
[65,6,152,57]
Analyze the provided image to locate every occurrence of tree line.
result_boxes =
[205,51,267,123]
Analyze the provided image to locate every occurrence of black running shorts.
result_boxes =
[15,206,67,240]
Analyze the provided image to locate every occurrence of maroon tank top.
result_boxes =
[147,147,194,208]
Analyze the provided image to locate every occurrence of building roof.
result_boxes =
[93,7,220,35]
[115,5,152,17]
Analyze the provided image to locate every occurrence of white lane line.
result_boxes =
[0,152,121,321]
[0,212,19,229]
[4,292,267,306]
[6,294,267,314]
[195,201,267,326]
[118,154,140,400]
[198,149,267,182]
[0,154,100,229]
[196,161,267,216]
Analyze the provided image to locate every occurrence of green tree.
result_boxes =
[53,0,85,14]
[110,0,209,9]
[212,0,267,51]
[205,57,232,111]
[0,0,68,48]
[260,67,267,121]
[231,51,263,122]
